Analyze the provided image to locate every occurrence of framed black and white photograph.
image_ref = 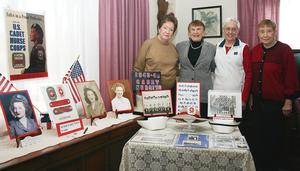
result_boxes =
[207,90,242,118]
[142,90,173,117]
[192,6,222,38]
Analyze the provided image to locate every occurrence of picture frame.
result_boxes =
[207,90,242,118]
[0,90,40,139]
[192,6,222,38]
[176,82,200,116]
[141,90,173,117]
[75,81,106,119]
[107,80,134,113]
[40,84,84,136]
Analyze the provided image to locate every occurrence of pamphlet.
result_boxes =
[131,131,176,145]
[175,133,209,148]
[210,135,249,149]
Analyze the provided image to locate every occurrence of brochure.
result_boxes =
[175,133,209,148]
[131,131,176,145]
[210,135,249,149]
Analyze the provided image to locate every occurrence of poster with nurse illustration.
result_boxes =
[5,9,48,80]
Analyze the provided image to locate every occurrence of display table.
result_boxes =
[120,119,256,171]
[0,115,142,171]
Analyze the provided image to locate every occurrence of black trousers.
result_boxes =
[200,102,208,118]
[251,96,285,171]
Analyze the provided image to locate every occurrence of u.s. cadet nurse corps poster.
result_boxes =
[6,9,48,80]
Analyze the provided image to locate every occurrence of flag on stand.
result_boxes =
[0,73,17,92]
[63,60,86,103]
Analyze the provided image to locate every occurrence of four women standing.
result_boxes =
[145,16,298,170]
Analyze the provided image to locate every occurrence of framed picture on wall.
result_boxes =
[192,5,222,38]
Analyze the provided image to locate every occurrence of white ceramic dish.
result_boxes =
[209,120,240,134]
[137,116,168,130]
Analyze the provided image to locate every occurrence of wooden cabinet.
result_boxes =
[0,118,141,171]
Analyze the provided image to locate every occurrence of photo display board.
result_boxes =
[208,90,242,118]
[141,90,172,116]
[176,82,200,115]
[41,84,83,136]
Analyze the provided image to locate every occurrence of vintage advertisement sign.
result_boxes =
[6,9,48,80]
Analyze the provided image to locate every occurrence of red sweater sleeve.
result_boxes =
[242,45,252,103]
[283,46,299,98]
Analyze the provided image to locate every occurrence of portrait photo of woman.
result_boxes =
[107,80,133,113]
[0,91,39,139]
[76,81,106,119]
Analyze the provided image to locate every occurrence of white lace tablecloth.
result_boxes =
[0,113,139,164]
[120,119,256,171]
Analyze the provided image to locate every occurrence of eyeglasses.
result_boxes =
[224,27,238,33]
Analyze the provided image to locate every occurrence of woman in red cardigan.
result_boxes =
[251,19,299,171]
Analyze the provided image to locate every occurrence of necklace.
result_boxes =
[190,43,202,50]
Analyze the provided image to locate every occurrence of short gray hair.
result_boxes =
[223,17,240,29]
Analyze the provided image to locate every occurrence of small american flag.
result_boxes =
[63,60,86,103]
[0,73,17,92]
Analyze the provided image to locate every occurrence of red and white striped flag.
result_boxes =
[62,60,86,103]
[0,73,17,92]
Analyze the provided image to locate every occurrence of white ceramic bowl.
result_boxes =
[209,120,240,134]
[137,116,168,130]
